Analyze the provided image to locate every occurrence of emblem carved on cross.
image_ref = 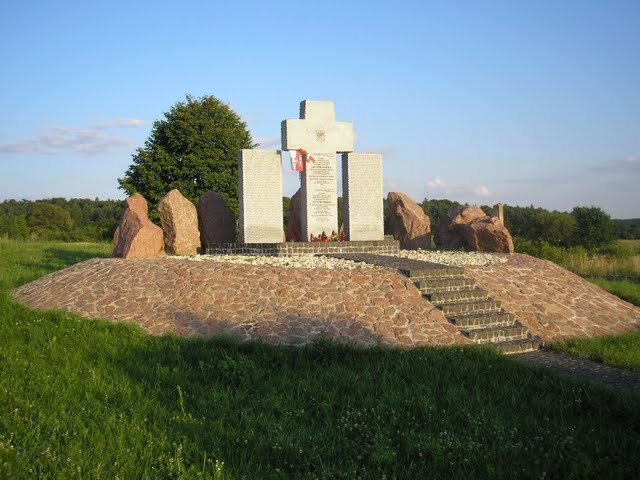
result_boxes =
[281,100,353,154]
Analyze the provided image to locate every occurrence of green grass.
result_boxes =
[2,240,640,479]
[550,331,640,373]
[586,277,640,307]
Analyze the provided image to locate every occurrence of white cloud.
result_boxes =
[473,185,491,197]
[0,117,149,156]
[426,176,445,188]
[94,118,151,128]
[425,176,492,199]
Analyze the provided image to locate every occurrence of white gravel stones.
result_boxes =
[168,250,508,269]
[396,249,509,266]
[168,254,377,270]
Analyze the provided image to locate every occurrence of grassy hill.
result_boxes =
[1,241,640,479]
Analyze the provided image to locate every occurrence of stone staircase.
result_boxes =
[326,253,542,353]
[406,265,543,354]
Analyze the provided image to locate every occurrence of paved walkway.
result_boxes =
[511,350,640,395]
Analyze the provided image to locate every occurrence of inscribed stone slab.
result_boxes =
[301,152,338,239]
[238,150,283,243]
[342,153,384,241]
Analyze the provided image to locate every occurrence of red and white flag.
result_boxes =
[289,149,315,172]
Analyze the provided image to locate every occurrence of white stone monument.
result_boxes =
[238,150,283,242]
[282,100,354,241]
[237,99,384,244]
[342,153,384,240]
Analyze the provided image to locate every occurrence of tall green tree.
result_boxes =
[571,206,615,248]
[531,211,576,246]
[118,95,255,214]
[27,202,74,231]
[0,214,29,239]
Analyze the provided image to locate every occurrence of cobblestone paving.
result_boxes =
[12,258,466,347]
[512,350,640,395]
[465,254,640,342]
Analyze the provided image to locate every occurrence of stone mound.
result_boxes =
[12,259,463,347]
[11,254,639,347]
[465,254,640,341]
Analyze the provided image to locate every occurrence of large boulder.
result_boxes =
[464,216,514,253]
[387,192,431,249]
[435,206,485,249]
[198,191,236,244]
[112,193,164,259]
[157,189,201,255]
[435,205,514,253]
[285,189,303,242]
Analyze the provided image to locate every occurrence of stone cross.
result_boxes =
[282,100,354,240]
[238,99,383,244]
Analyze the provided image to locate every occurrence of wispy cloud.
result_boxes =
[504,155,639,186]
[503,174,582,185]
[0,118,149,156]
[255,136,280,149]
[93,118,151,128]
[425,176,492,198]
[383,177,405,192]
[590,155,640,174]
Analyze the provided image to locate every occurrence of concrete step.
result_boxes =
[404,266,464,280]
[463,325,528,344]
[450,311,516,330]
[494,336,544,354]
[426,288,488,305]
[439,300,501,316]
[414,277,476,294]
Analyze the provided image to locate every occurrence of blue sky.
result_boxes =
[1,0,638,217]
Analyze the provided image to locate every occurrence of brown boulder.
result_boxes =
[198,191,236,244]
[124,192,148,217]
[435,205,514,253]
[464,216,514,253]
[112,194,164,259]
[435,205,485,249]
[285,189,303,242]
[387,192,431,249]
[157,189,201,255]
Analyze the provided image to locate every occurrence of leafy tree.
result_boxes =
[118,95,255,215]
[421,198,463,231]
[0,214,29,239]
[571,206,615,248]
[503,204,547,239]
[531,211,576,246]
[27,202,73,231]
[613,218,640,240]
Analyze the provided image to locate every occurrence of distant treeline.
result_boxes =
[1,197,638,244]
[414,198,640,247]
[0,198,123,241]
